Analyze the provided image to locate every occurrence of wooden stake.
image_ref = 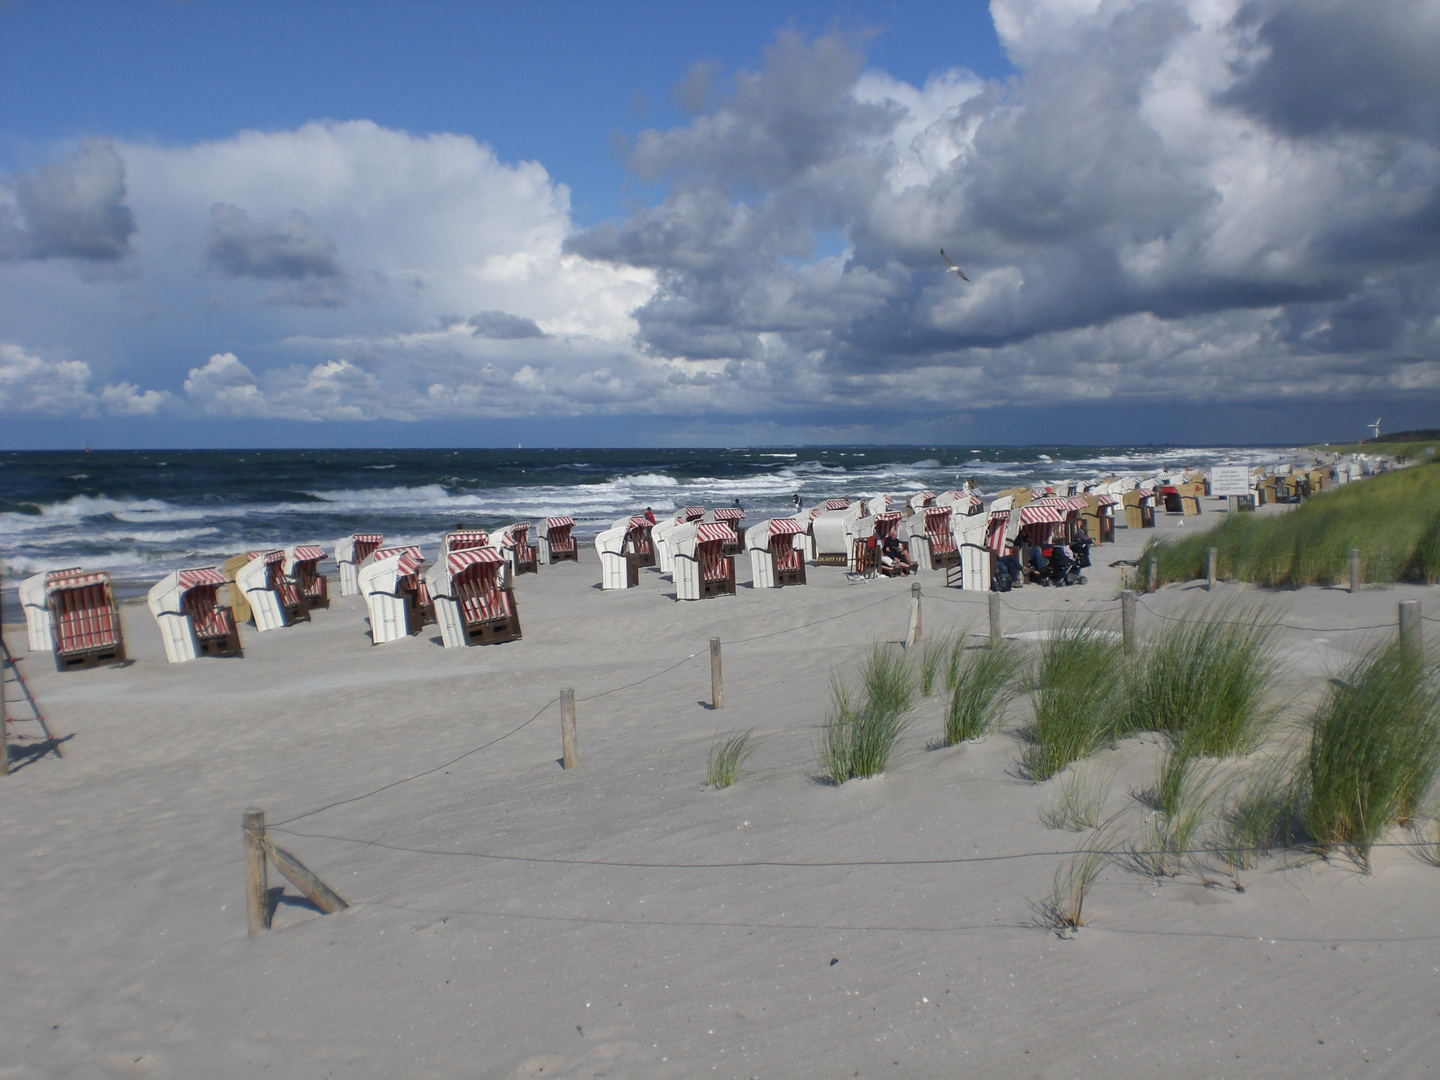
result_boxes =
[263,839,348,914]
[1148,558,1158,593]
[1349,548,1361,594]
[988,591,1001,646]
[1206,547,1218,591]
[244,808,270,933]
[1121,590,1136,655]
[709,638,723,710]
[1398,600,1421,656]
[905,580,922,647]
[561,688,577,769]
[1,559,8,776]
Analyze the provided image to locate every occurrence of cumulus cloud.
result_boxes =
[0,139,136,262]
[0,342,170,415]
[468,310,546,339]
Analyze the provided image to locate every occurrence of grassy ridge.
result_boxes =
[1142,463,1440,587]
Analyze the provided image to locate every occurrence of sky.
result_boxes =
[2,0,1438,449]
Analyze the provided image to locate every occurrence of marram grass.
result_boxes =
[1022,620,1124,782]
[942,637,1025,746]
[1141,463,1440,588]
[817,644,916,784]
[706,728,755,789]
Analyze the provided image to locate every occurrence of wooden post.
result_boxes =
[988,591,1001,646]
[709,638,723,710]
[1349,549,1361,594]
[1398,600,1421,656]
[560,688,577,769]
[1148,558,1158,593]
[1122,589,1136,655]
[905,580,922,647]
[1206,547,1217,591]
[1,559,7,777]
[264,839,348,914]
[244,808,270,933]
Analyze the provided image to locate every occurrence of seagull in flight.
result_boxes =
[940,249,970,282]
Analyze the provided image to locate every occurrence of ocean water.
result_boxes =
[0,445,1289,590]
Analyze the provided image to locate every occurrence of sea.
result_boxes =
[0,445,1294,596]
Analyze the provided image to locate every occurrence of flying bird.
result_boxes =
[940,249,970,282]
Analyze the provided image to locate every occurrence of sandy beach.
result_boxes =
[3,508,1438,1079]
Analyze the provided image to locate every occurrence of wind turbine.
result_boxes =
[1369,417,1382,440]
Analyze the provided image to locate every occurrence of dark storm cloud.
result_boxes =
[467,310,546,339]
[0,139,136,262]
[205,203,344,281]
[568,2,1440,409]
[1220,0,1440,138]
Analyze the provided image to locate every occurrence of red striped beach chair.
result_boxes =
[616,515,656,567]
[20,568,77,653]
[284,544,330,611]
[236,549,308,632]
[706,506,746,553]
[45,569,126,671]
[672,521,737,600]
[359,545,427,642]
[335,533,383,596]
[497,523,538,575]
[427,547,522,646]
[745,517,807,588]
[538,516,578,564]
[148,566,242,663]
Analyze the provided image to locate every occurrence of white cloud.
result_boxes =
[0,342,171,416]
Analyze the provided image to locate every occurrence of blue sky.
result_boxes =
[2,0,1438,448]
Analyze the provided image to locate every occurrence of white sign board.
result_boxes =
[1209,465,1252,497]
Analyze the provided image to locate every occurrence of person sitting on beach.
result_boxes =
[879,533,916,576]
[996,539,1023,588]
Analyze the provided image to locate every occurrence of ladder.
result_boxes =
[2,631,64,774]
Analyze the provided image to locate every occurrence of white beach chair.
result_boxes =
[283,543,330,612]
[609,515,657,567]
[334,533,383,596]
[810,501,866,567]
[359,546,426,644]
[651,513,688,575]
[595,526,637,590]
[148,566,243,663]
[427,547,521,647]
[235,550,307,632]
[906,505,960,571]
[671,522,738,600]
[18,569,75,653]
[746,517,807,589]
[495,522,538,576]
[537,517,578,565]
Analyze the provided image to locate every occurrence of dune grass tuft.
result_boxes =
[1299,640,1440,866]
[1032,820,1119,933]
[706,728,755,788]
[1022,621,1124,782]
[942,638,1025,746]
[1124,603,1278,757]
[919,635,951,697]
[1040,763,1117,831]
[817,644,916,784]
[1139,462,1440,588]
[1222,765,1298,873]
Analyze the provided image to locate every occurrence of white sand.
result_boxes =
[3,511,1438,1078]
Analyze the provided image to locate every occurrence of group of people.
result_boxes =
[994,525,1093,589]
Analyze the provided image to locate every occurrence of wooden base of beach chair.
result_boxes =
[775,563,806,587]
[550,547,578,563]
[197,630,243,658]
[464,611,523,645]
[280,602,311,626]
[55,643,126,672]
[700,574,736,599]
[631,550,656,568]
[928,549,960,571]
[624,554,642,588]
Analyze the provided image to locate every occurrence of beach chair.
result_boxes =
[811,501,866,566]
[359,546,427,644]
[610,515,657,567]
[903,505,959,570]
[1122,489,1155,529]
[906,490,935,513]
[18,569,76,653]
[148,566,242,663]
[706,507,746,553]
[334,533,383,596]
[595,526,638,590]
[745,517,807,589]
[284,543,330,611]
[652,513,689,575]
[947,509,995,590]
[45,569,126,671]
[537,517,578,565]
[681,506,706,523]
[427,547,522,647]
[493,522,538,576]
[671,522,738,600]
[235,550,308,632]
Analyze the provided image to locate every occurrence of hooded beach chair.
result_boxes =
[45,568,126,671]
[651,513,689,575]
[705,507,746,553]
[595,526,638,590]
[235,550,308,632]
[334,533,383,596]
[948,509,995,590]
[671,522,738,600]
[902,505,959,571]
[745,517,807,589]
[427,547,522,647]
[147,566,242,663]
[284,543,330,611]
[537,516,578,565]
[810,501,867,567]
[18,569,76,653]
[613,514,657,567]
[1122,489,1155,529]
[495,522,538,576]
[358,546,427,644]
